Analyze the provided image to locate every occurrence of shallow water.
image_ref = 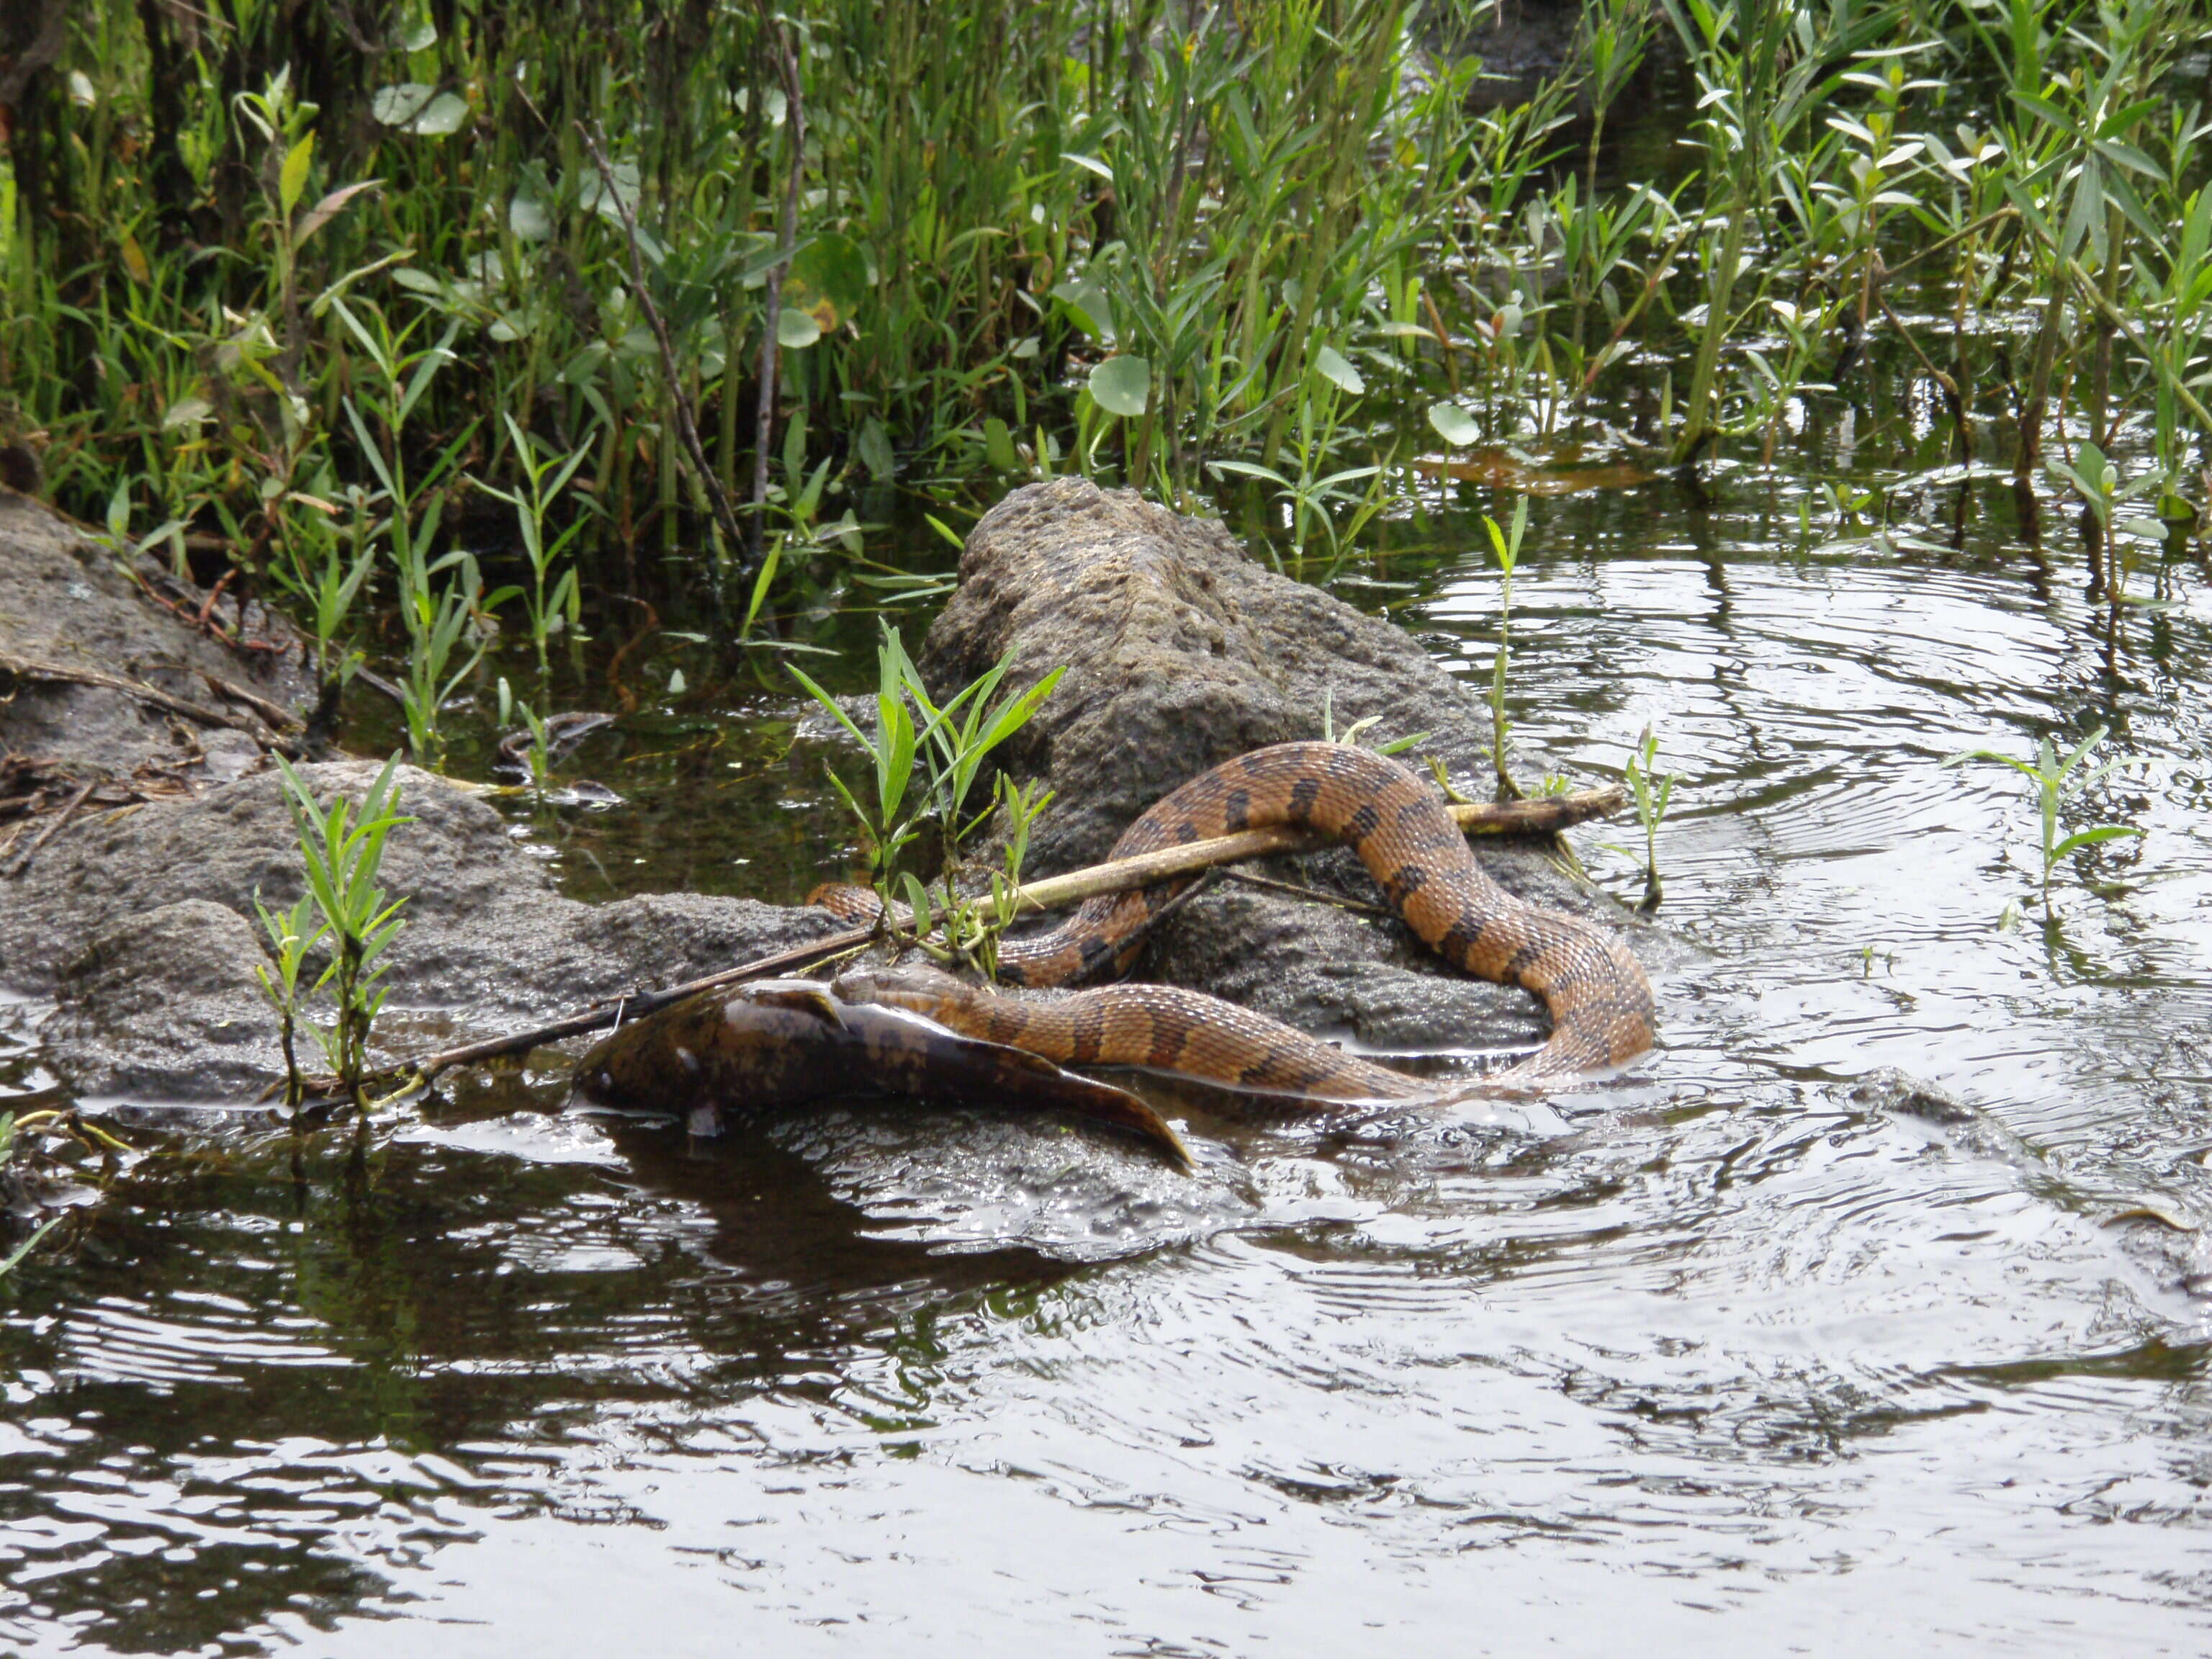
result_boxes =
[11,188,2212,1658]
[5,439,2211,1653]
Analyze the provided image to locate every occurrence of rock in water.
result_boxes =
[920,478,1665,1058]
[923,477,1506,872]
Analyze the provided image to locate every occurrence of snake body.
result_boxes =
[832,965,1432,1104]
[824,741,1655,1087]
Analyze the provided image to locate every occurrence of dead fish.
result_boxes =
[574,979,1192,1169]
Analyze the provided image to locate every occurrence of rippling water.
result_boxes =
[4,446,2212,1651]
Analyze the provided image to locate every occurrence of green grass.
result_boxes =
[1,0,2209,752]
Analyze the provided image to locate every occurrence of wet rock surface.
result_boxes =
[45,900,284,1100]
[4,479,1652,1138]
[4,760,840,1096]
[925,478,1665,1053]
[0,493,837,1100]
[0,490,310,779]
[925,478,1505,869]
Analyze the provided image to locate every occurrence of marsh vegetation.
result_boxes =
[4,0,2208,757]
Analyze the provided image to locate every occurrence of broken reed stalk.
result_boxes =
[367,783,1627,1092]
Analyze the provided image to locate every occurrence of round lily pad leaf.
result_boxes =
[777,306,823,349]
[1313,343,1365,396]
[1089,355,1151,417]
[786,233,869,333]
[1426,401,1481,446]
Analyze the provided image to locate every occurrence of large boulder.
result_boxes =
[922,479,1663,1056]
[924,478,1504,871]
[3,759,840,1096]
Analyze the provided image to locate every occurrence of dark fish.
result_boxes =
[574,979,1192,1169]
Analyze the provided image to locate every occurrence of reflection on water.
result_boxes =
[4,459,2212,1651]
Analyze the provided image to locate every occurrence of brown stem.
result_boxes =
[751,13,804,562]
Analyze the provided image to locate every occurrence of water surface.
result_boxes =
[6,276,2212,1659]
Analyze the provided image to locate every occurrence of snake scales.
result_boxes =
[820,741,1655,1094]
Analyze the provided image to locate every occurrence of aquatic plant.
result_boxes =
[791,626,1064,970]
[1483,500,1530,801]
[471,415,596,673]
[0,1115,62,1280]
[1943,725,2144,908]
[495,678,554,795]
[1623,727,1680,912]
[249,888,323,1114]
[271,753,414,1107]
[4,0,2212,665]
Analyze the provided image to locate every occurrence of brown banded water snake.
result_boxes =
[820,741,1655,1086]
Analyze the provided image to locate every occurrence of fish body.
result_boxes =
[575,979,1191,1166]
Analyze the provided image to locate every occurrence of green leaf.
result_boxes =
[279,132,314,217]
[1941,747,2038,777]
[410,92,469,137]
[509,191,553,242]
[371,84,437,127]
[784,232,869,333]
[2051,824,2142,860]
[0,1215,62,1281]
[1208,458,1290,486]
[984,417,1020,472]
[1426,402,1482,446]
[1087,355,1151,417]
[777,306,822,349]
[1312,343,1366,396]
[789,665,872,753]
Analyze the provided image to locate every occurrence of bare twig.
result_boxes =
[1,777,94,877]
[0,650,299,753]
[576,121,750,565]
[197,668,304,733]
[1220,868,1394,917]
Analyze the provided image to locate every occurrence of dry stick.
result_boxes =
[0,651,298,753]
[378,784,1627,1088]
[750,14,805,564]
[197,668,302,734]
[576,122,749,567]
[1,778,95,878]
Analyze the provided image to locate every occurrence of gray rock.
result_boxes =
[923,478,1658,1054]
[0,492,310,781]
[4,761,841,1098]
[923,478,1506,873]
[43,900,287,1100]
